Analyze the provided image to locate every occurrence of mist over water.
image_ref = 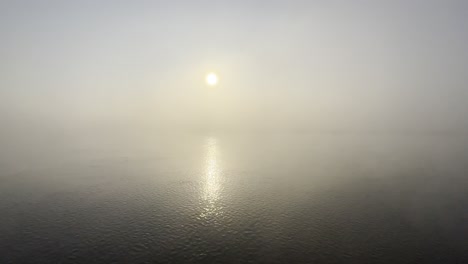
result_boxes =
[1,130,467,263]
[1,1,468,263]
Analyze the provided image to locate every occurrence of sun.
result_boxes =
[206,72,218,86]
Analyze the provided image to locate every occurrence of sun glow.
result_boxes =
[206,73,218,86]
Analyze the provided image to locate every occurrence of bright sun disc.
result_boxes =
[206,73,218,86]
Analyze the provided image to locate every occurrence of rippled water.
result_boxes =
[1,133,467,263]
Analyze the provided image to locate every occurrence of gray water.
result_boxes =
[1,132,467,263]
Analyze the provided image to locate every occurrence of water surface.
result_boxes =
[1,133,467,263]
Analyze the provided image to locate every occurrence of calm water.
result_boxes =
[1,132,467,263]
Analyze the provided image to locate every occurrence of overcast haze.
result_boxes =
[2,0,468,133]
[2,2,468,263]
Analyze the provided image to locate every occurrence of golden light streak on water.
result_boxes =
[199,137,223,219]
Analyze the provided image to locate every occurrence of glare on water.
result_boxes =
[200,137,223,219]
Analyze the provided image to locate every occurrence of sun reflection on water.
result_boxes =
[199,137,223,219]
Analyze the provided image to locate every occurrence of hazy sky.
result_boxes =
[1,1,468,132]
